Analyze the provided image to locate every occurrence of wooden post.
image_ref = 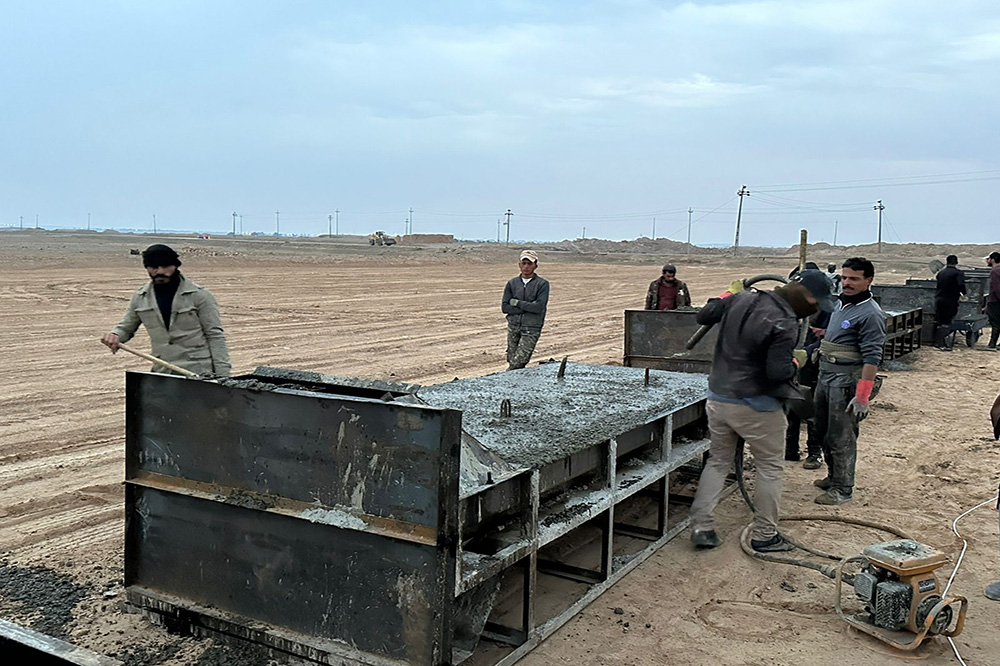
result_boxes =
[798,229,808,271]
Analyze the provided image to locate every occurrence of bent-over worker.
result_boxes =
[100,244,232,376]
[690,269,836,553]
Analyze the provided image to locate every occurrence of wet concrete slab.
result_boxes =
[419,362,708,470]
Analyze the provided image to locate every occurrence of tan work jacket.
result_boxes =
[113,275,232,376]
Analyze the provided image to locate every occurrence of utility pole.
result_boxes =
[335,209,339,235]
[232,211,237,235]
[874,200,884,253]
[19,215,23,230]
[651,217,656,239]
[328,214,333,238]
[275,211,280,236]
[504,209,512,246]
[734,185,750,251]
[408,207,413,235]
[497,218,501,243]
[35,214,39,229]
[153,214,157,233]
[582,226,586,239]
[239,215,243,235]
[833,219,839,247]
[687,207,693,254]
[87,212,91,231]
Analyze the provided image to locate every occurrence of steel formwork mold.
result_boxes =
[125,363,713,666]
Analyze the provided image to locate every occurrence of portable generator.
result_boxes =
[834,539,968,650]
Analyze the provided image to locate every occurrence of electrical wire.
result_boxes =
[940,492,998,666]
[751,168,1000,192]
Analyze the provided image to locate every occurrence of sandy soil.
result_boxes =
[0,230,998,665]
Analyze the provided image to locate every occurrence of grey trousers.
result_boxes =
[507,327,541,370]
[690,400,787,541]
[814,381,860,494]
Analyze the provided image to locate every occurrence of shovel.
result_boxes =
[115,343,199,378]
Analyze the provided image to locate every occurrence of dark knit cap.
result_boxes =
[793,268,836,312]
[142,244,181,268]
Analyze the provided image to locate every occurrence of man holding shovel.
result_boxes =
[100,244,231,376]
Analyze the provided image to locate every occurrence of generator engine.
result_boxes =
[836,539,968,650]
[852,540,951,634]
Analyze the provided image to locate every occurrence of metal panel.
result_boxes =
[0,619,121,666]
[126,373,449,527]
[125,370,461,666]
[623,309,715,373]
[127,486,444,663]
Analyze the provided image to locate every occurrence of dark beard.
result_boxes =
[152,272,181,290]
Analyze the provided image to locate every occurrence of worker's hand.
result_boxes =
[846,379,875,421]
[792,349,808,368]
[846,397,869,420]
[810,326,826,339]
[101,332,121,353]
[509,298,520,307]
[959,293,969,302]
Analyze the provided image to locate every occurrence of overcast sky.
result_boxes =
[2,1,999,245]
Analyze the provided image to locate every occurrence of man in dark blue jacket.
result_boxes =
[501,250,550,370]
[690,270,836,552]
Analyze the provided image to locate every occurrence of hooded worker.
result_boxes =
[501,249,550,370]
[100,244,232,376]
[689,269,836,553]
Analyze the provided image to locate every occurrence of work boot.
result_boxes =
[785,451,801,462]
[814,489,853,505]
[813,477,832,490]
[802,456,822,470]
[750,534,795,553]
[691,529,722,549]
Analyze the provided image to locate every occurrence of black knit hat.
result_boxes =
[142,244,182,268]
[793,268,836,312]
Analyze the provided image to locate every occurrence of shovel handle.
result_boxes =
[116,342,199,377]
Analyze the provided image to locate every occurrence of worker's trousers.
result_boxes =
[690,400,787,542]
[506,326,541,370]
[988,302,1000,348]
[814,381,860,494]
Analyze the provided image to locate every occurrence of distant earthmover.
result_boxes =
[369,231,397,246]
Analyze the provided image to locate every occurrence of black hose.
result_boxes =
[685,274,789,350]
[732,439,911,579]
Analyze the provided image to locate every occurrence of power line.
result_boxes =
[751,168,1000,190]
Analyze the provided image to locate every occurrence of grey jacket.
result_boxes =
[113,275,232,376]
[696,291,798,399]
[502,275,550,330]
[818,296,886,388]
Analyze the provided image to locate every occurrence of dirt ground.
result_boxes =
[1,230,998,665]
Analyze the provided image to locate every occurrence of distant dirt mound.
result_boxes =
[178,245,243,259]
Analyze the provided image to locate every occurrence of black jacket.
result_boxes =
[697,291,799,399]
[935,265,966,302]
[502,275,550,329]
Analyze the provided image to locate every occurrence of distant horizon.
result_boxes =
[3,223,997,251]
